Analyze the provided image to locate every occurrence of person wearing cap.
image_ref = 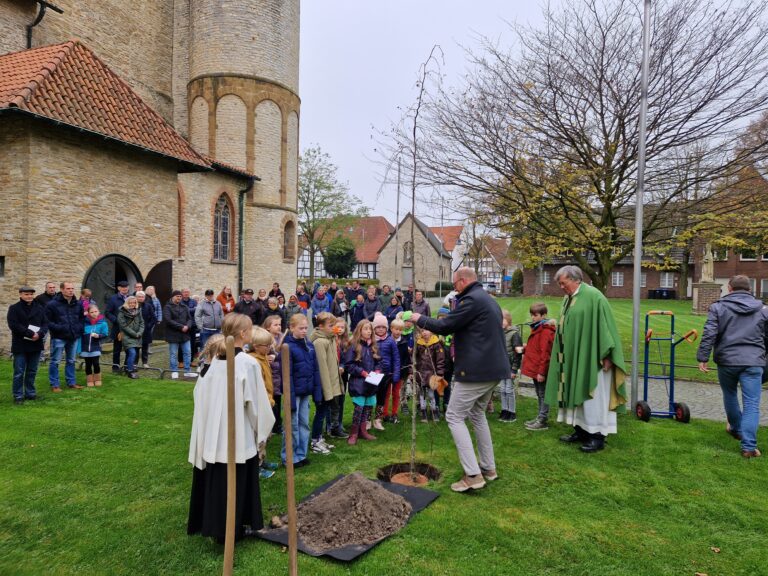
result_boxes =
[235,288,262,327]
[164,290,194,378]
[106,280,130,373]
[195,289,224,350]
[7,287,49,404]
[45,281,85,391]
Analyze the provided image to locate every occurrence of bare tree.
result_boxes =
[391,0,768,292]
[298,145,368,285]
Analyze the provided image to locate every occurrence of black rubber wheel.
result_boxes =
[674,402,691,423]
[635,401,652,422]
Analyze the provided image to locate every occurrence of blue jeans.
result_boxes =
[199,329,220,351]
[13,352,41,399]
[168,340,191,372]
[125,347,138,373]
[717,366,763,452]
[282,395,310,464]
[49,338,77,388]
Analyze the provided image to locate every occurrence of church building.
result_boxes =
[0,0,300,351]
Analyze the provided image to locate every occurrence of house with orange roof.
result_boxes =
[429,225,465,273]
[0,2,301,352]
[297,216,395,280]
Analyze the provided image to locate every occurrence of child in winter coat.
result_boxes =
[331,316,350,436]
[248,326,279,479]
[521,302,556,431]
[263,314,285,434]
[282,314,322,467]
[414,327,445,422]
[500,310,523,423]
[80,304,109,387]
[309,312,344,452]
[372,312,400,430]
[385,318,410,423]
[343,319,382,445]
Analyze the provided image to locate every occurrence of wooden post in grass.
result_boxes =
[223,336,236,576]
[281,342,298,576]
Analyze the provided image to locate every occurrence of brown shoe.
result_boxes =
[742,448,762,458]
[51,387,62,393]
[94,374,102,387]
[68,384,84,390]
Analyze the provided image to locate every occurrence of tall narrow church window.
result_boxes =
[283,221,296,260]
[213,195,232,261]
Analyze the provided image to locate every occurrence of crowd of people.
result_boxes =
[8,266,763,544]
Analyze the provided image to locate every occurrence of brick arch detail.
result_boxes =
[211,188,237,262]
[279,213,297,262]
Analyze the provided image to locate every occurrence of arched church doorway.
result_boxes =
[82,254,142,313]
[144,259,173,340]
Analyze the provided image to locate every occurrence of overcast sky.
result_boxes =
[300,1,558,227]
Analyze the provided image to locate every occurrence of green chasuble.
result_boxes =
[544,283,627,412]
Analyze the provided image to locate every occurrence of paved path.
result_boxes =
[518,378,768,425]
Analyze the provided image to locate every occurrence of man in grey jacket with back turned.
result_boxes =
[697,275,768,458]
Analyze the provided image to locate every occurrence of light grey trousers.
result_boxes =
[446,379,498,476]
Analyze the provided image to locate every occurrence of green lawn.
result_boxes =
[1,361,766,575]
[498,296,714,383]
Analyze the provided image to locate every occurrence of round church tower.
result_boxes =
[186,0,300,291]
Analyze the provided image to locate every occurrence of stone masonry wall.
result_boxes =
[189,0,300,93]
[0,117,31,352]
[0,0,175,123]
[0,120,180,351]
[174,172,240,298]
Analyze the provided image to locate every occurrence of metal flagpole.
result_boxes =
[395,157,401,288]
[631,0,652,409]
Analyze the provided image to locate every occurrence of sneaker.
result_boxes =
[293,458,310,468]
[183,372,198,378]
[259,467,275,479]
[170,372,179,379]
[320,438,335,450]
[507,412,517,423]
[373,419,385,431]
[311,440,331,455]
[329,428,349,439]
[526,420,549,431]
[391,415,400,424]
[142,363,151,369]
[450,474,486,493]
[262,461,279,471]
[524,418,538,426]
[481,468,498,482]
[498,410,509,421]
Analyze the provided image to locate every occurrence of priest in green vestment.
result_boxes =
[544,265,627,452]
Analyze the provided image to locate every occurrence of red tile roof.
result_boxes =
[429,225,463,252]
[344,216,395,263]
[0,40,208,169]
[485,237,514,267]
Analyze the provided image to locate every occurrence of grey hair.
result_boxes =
[554,265,583,283]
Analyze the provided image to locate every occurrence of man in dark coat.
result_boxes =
[411,267,509,493]
[34,281,56,360]
[105,280,130,372]
[234,288,262,326]
[45,281,85,391]
[7,286,48,403]
[164,289,194,378]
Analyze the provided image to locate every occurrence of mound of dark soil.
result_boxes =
[294,472,412,553]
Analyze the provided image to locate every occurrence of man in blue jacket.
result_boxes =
[697,275,768,458]
[7,286,48,403]
[45,281,85,391]
[411,267,509,492]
